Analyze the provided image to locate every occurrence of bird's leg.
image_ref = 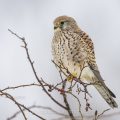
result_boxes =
[67,74,74,82]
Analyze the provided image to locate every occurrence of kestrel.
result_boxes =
[51,15,118,108]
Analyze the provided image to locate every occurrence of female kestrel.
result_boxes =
[51,15,118,108]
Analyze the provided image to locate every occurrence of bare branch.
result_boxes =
[8,29,67,110]
[7,29,118,120]
[7,105,68,120]
[94,108,110,120]
[62,80,76,120]
[0,90,45,120]
[1,83,40,92]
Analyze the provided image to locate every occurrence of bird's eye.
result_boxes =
[60,21,67,29]
[60,21,64,25]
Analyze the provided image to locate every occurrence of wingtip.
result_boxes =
[107,88,116,98]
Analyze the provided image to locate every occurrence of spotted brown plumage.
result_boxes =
[52,15,118,108]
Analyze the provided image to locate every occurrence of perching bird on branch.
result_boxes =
[52,15,118,108]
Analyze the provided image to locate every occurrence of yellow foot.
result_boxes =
[67,72,77,82]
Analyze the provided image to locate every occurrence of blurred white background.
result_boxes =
[0,0,120,120]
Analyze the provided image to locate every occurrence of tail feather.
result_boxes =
[90,68,118,108]
[93,80,118,108]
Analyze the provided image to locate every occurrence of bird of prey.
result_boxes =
[51,15,118,108]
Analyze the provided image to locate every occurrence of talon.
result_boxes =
[67,72,77,82]
[67,75,74,82]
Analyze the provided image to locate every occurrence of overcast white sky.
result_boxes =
[0,0,120,120]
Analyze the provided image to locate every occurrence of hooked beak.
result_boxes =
[54,26,61,31]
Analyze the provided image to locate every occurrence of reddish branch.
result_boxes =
[52,59,93,112]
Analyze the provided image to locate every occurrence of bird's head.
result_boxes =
[53,15,80,32]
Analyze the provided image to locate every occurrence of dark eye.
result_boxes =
[60,21,64,25]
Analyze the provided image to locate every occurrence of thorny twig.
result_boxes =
[0,90,45,120]
[7,105,68,120]
[8,29,67,110]
[3,29,118,120]
[68,92,83,120]
[60,71,76,120]
[52,59,93,111]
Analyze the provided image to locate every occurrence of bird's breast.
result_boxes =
[52,30,90,80]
